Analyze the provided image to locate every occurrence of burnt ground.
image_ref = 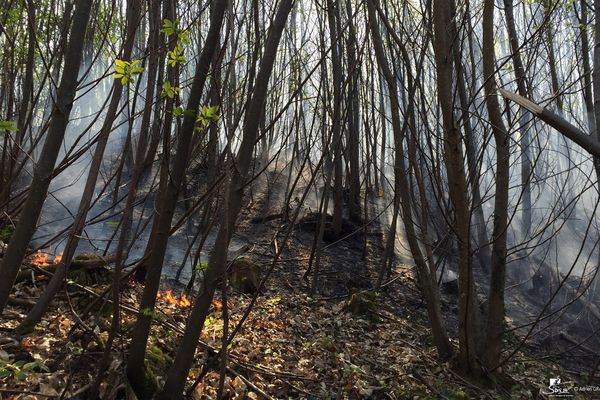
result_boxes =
[1,165,599,399]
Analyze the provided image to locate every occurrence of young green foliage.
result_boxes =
[113,59,144,85]
[196,105,220,129]
[160,18,180,37]
[161,81,181,99]
[0,359,49,380]
[194,261,209,272]
[0,121,17,136]
[167,44,186,67]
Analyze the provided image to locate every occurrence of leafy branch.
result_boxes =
[113,59,144,85]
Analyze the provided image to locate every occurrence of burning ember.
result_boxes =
[32,250,63,266]
[157,290,191,308]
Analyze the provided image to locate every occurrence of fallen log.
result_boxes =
[16,253,116,283]
[251,212,285,224]
[71,253,116,269]
[7,296,36,307]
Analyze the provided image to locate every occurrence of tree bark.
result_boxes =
[482,0,510,371]
[126,1,228,395]
[368,0,453,361]
[326,0,344,238]
[502,0,532,237]
[157,1,294,397]
[432,0,481,372]
[0,0,93,314]
[16,0,143,333]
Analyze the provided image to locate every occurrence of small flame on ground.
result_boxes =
[33,250,49,266]
[157,290,191,308]
[32,250,63,266]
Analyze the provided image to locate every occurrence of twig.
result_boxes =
[281,378,323,398]
[412,370,451,400]
[227,367,275,400]
[0,388,55,397]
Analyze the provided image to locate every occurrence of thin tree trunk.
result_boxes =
[482,0,510,371]
[503,0,532,238]
[432,0,481,372]
[0,0,93,314]
[16,0,143,333]
[368,0,453,361]
[344,0,361,221]
[127,1,228,395]
[157,1,294,397]
[326,0,343,238]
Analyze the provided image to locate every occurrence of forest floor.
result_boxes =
[0,257,573,400]
[0,168,597,399]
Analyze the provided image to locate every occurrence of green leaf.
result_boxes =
[195,104,220,129]
[113,59,144,85]
[23,361,49,372]
[167,50,186,67]
[141,307,153,316]
[194,261,209,272]
[178,31,190,45]
[204,316,217,328]
[161,81,180,98]
[173,106,184,118]
[115,59,126,70]
[160,18,178,36]
[0,120,17,132]
[204,105,220,120]
[14,370,26,380]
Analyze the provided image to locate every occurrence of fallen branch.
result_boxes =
[251,212,285,224]
[499,89,600,158]
[7,296,36,307]
[16,254,116,282]
[412,370,451,400]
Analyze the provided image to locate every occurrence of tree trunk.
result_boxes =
[344,0,361,221]
[503,0,532,238]
[368,0,453,361]
[482,0,510,371]
[326,0,343,238]
[126,1,228,395]
[157,1,294,397]
[16,0,143,333]
[432,0,482,373]
[0,0,93,314]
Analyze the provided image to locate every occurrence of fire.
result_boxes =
[157,290,191,308]
[180,293,191,307]
[32,250,64,266]
[32,250,49,266]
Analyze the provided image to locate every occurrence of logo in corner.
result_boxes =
[542,377,573,397]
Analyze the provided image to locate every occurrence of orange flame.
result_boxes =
[180,293,191,307]
[157,290,191,308]
[32,250,49,266]
[32,251,64,266]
